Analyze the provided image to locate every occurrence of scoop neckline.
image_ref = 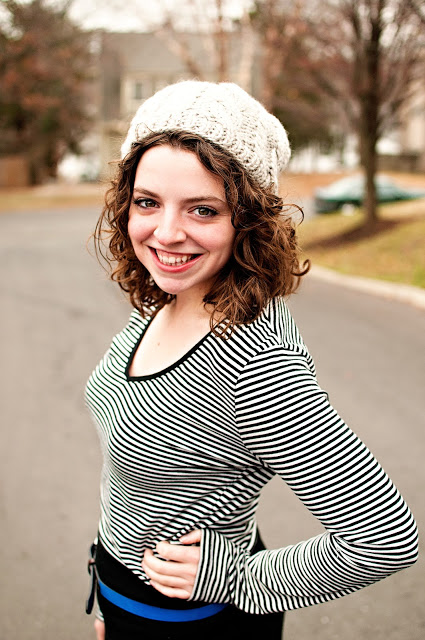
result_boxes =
[125,315,213,382]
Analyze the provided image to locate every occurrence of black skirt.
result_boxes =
[95,535,285,640]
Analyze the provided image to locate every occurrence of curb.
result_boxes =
[308,265,425,311]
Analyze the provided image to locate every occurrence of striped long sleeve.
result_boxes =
[190,346,418,613]
[86,299,418,615]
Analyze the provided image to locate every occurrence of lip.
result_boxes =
[149,247,203,273]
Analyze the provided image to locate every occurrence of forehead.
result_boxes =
[134,145,225,198]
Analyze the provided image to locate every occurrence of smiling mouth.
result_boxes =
[153,249,200,266]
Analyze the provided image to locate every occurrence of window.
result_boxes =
[133,82,144,100]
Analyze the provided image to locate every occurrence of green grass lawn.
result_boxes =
[298,198,425,289]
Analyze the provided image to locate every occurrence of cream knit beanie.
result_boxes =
[121,80,290,194]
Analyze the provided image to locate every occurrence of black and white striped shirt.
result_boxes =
[85,297,418,614]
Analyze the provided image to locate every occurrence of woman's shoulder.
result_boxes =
[216,297,311,373]
[229,297,316,378]
[246,297,307,353]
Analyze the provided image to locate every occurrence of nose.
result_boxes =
[153,210,186,246]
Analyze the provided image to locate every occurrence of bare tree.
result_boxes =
[236,9,257,91]
[303,0,424,225]
[406,0,425,24]
[153,0,335,147]
[154,0,256,87]
[155,18,206,79]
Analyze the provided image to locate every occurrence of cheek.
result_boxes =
[128,215,151,244]
[203,232,233,257]
[218,228,236,260]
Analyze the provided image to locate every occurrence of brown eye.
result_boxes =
[133,198,158,209]
[194,206,218,218]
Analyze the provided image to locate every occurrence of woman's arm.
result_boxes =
[94,619,105,640]
[189,345,418,613]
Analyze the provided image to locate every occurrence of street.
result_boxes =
[1,206,424,640]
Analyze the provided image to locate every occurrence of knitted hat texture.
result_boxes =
[121,81,290,193]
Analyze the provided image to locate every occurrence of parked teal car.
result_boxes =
[314,174,425,213]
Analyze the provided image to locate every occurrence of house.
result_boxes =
[94,30,258,178]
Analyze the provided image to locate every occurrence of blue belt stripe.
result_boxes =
[98,577,227,622]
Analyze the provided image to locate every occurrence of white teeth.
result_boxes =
[156,251,192,266]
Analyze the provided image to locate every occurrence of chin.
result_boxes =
[151,279,188,296]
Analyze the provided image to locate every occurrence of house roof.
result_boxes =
[100,31,223,75]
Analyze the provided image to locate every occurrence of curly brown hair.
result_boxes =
[94,130,309,335]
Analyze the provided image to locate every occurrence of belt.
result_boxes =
[98,576,228,621]
[86,541,227,622]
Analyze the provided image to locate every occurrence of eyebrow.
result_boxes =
[132,187,226,206]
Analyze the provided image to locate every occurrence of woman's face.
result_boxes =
[128,144,236,301]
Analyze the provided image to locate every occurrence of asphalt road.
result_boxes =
[1,207,424,640]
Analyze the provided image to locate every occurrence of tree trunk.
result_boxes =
[361,132,378,226]
[237,11,255,91]
[215,0,228,82]
[259,0,283,111]
[356,0,384,227]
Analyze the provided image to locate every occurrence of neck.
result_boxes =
[156,290,214,339]
[170,286,212,319]
[161,294,210,328]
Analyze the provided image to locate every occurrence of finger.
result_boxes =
[143,548,154,560]
[143,563,188,588]
[143,551,198,579]
[179,530,202,545]
[156,540,200,563]
[149,579,191,600]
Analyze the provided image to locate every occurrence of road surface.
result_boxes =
[1,207,423,639]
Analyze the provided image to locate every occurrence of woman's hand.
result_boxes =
[94,619,105,640]
[142,530,202,599]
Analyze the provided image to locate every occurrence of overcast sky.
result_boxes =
[68,0,250,32]
[0,0,251,33]
[68,0,165,31]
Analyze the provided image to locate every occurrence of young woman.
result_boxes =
[86,81,418,640]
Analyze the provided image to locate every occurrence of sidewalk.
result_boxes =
[309,264,425,311]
